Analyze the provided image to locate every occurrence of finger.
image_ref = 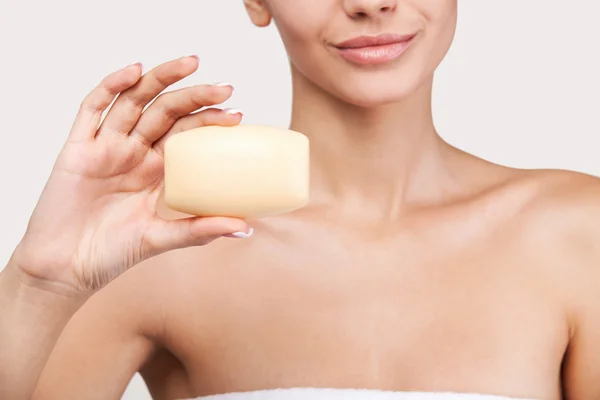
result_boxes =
[68,63,143,142]
[96,55,200,139]
[152,108,243,156]
[130,83,234,146]
[143,216,252,254]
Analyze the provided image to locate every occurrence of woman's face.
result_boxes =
[244,0,457,108]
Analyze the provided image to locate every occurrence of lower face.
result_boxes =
[265,0,458,108]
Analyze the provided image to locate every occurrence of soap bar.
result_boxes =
[163,124,310,218]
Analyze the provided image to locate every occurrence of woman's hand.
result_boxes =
[11,55,250,293]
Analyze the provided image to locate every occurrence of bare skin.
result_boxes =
[1,0,599,399]
[0,57,251,400]
[33,167,600,400]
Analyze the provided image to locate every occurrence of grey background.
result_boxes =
[0,1,599,399]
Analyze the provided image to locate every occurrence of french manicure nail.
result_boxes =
[224,108,243,116]
[227,228,254,238]
[213,82,233,88]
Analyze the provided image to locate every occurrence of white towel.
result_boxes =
[186,388,540,400]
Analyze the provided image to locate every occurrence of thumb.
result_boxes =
[145,216,253,254]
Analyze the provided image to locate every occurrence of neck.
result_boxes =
[288,68,453,220]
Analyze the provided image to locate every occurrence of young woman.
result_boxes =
[1,1,599,399]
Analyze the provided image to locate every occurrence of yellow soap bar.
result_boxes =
[163,124,310,218]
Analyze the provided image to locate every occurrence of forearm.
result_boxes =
[0,257,88,400]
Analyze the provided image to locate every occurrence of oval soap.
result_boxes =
[163,124,310,218]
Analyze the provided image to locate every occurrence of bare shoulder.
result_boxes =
[498,168,600,314]
[489,167,600,264]
[474,167,600,396]
[510,170,600,398]
[464,166,600,298]
[510,168,600,245]
[522,168,600,212]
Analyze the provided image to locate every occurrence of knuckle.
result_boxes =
[80,80,119,112]
[79,95,95,112]
[153,92,181,120]
[150,70,176,88]
[159,101,181,121]
[100,76,121,95]
[191,87,213,104]
[122,91,147,110]
[80,92,102,113]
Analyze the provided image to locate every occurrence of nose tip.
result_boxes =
[344,0,398,19]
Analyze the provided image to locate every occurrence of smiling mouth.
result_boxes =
[333,33,417,65]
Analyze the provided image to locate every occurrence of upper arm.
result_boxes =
[562,293,600,399]
[32,259,167,400]
[562,247,600,399]
[547,173,600,399]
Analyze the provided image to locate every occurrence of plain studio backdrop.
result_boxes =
[1,1,599,399]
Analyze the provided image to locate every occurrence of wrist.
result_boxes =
[2,252,90,309]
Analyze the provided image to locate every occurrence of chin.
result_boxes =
[340,91,407,109]
[331,76,425,109]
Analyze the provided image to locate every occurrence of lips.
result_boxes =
[333,33,417,65]
[335,33,416,49]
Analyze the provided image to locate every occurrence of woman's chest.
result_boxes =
[157,243,568,400]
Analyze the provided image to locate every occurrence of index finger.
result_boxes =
[96,55,200,139]
[68,63,143,142]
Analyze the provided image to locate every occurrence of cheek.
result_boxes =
[411,0,457,21]
[269,0,326,46]
[269,1,333,71]
[412,0,458,55]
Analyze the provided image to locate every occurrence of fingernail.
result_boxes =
[187,54,199,60]
[126,62,143,69]
[223,108,243,116]
[214,82,234,89]
[226,228,254,239]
